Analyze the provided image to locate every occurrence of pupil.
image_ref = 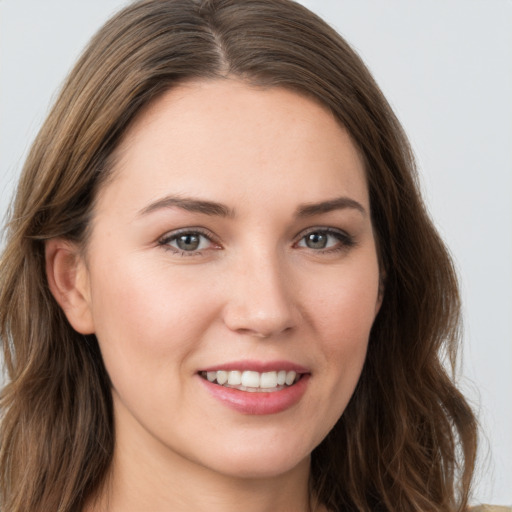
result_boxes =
[177,234,200,251]
[306,232,327,249]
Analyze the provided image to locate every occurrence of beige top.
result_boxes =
[470,506,512,512]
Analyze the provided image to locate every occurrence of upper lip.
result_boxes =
[199,360,310,373]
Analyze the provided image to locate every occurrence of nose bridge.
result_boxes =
[223,244,295,337]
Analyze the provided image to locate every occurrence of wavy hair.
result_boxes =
[0,0,477,510]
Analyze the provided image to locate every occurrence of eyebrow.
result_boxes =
[138,194,366,218]
[295,197,366,217]
[138,195,234,218]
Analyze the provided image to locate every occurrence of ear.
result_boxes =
[45,238,95,334]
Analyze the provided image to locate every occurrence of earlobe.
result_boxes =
[45,239,95,335]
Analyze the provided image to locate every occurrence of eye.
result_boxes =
[296,228,354,252]
[158,229,218,255]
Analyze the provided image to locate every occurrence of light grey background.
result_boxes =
[1,0,511,506]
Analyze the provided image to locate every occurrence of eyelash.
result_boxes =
[158,228,219,256]
[295,228,356,254]
[157,227,355,257]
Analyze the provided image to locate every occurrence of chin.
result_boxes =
[212,453,310,480]
[192,433,315,480]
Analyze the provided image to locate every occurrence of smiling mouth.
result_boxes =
[199,370,302,393]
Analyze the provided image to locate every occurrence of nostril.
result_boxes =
[231,324,293,339]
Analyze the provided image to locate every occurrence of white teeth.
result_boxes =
[241,371,260,387]
[285,370,296,386]
[216,370,228,385]
[227,370,242,385]
[203,369,301,390]
[260,371,277,388]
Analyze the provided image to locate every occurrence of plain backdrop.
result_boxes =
[1,0,511,506]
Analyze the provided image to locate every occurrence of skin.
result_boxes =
[47,79,382,512]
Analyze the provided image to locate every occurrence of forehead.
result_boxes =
[98,79,369,217]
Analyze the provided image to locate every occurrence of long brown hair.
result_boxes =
[0,1,477,510]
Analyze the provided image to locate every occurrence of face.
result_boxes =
[77,80,381,480]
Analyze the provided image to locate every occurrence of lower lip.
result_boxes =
[199,374,310,415]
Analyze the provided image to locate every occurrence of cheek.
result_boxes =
[85,254,227,439]
[303,256,379,419]
[86,252,219,379]
[309,261,380,349]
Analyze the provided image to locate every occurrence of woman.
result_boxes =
[0,0,488,510]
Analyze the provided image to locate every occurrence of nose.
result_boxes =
[222,251,298,338]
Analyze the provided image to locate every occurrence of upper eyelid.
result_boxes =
[158,227,217,243]
[294,226,351,240]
